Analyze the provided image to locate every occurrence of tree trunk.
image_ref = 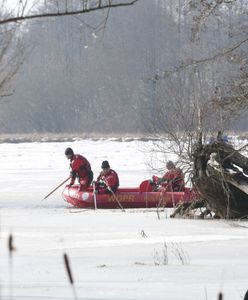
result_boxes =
[192,140,248,218]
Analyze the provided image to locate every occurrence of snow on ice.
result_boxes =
[0,139,248,300]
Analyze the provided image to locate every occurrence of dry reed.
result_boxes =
[63,253,78,300]
[8,233,16,300]
[218,292,223,300]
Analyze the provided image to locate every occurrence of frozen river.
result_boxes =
[0,139,247,300]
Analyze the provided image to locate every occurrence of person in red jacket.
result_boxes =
[152,161,185,192]
[65,147,93,191]
[95,160,119,194]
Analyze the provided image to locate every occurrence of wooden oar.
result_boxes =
[42,176,71,201]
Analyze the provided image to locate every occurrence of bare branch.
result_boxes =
[0,0,139,25]
[186,0,237,42]
[0,91,14,98]
[162,37,248,78]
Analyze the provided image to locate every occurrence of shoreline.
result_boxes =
[0,132,160,143]
[0,131,247,144]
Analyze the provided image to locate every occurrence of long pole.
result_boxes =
[42,176,71,200]
[107,186,125,212]
[92,181,97,210]
[101,176,125,211]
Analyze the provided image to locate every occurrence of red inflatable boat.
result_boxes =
[62,180,196,209]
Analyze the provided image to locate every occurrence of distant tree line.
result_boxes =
[0,0,248,134]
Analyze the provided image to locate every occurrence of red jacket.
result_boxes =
[162,168,185,191]
[70,154,91,185]
[96,169,119,193]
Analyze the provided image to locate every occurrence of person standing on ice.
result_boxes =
[152,161,185,192]
[95,160,119,194]
[65,147,93,191]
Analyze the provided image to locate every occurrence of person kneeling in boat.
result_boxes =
[95,160,119,194]
[152,161,185,192]
[65,147,93,191]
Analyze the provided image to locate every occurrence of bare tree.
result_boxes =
[183,0,248,120]
[0,0,139,101]
[144,1,248,219]
[0,15,24,99]
[148,0,248,160]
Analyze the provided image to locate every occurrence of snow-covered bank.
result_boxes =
[1,208,248,300]
[0,140,248,299]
